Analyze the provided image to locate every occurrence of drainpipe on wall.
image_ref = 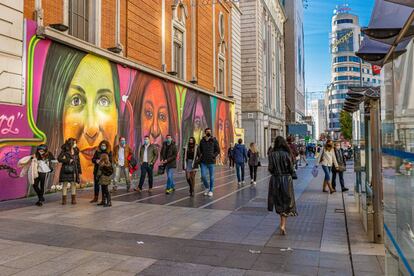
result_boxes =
[35,0,44,30]
[161,0,166,72]
[115,0,123,54]
[191,0,197,81]
[212,1,216,91]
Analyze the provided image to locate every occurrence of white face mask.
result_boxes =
[73,143,77,148]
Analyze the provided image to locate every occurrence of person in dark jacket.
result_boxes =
[160,135,178,194]
[227,144,234,168]
[33,144,56,206]
[137,136,159,192]
[197,128,220,197]
[58,138,82,205]
[96,153,114,207]
[332,142,348,192]
[248,142,259,185]
[90,140,113,204]
[233,139,248,185]
[268,136,297,235]
[287,136,299,169]
[183,137,198,196]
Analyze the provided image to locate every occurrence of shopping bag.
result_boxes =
[312,166,319,178]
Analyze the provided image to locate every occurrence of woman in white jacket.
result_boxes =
[316,139,338,194]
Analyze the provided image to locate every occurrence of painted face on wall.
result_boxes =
[141,80,169,147]
[63,54,118,182]
[193,98,205,144]
[217,102,227,163]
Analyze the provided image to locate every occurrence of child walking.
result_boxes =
[97,153,114,207]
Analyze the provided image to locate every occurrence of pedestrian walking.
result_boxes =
[227,143,235,169]
[316,139,338,194]
[113,137,132,192]
[287,136,299,169]
[267,136,297,235]
[197,128,220,197]
[32,144,55,206]
[58,138,81,205]
[183,137,198,196]
[160,135,178,194]
[136,136,158,192]
[299,145,308,166]
[332,142,348,192]
[96,153,113,207]
[91,140,112,204]
[233,139,248,185]
[248,143,259,185]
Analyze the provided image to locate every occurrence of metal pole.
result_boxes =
[370,99,384,243]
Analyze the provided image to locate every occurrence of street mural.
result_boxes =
[0,20,234,201]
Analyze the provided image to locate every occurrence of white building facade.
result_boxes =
[329,7,381,139]
[240,0,286,156]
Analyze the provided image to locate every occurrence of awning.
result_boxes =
[355,36,409,65]
[343,87,380,113]
[362,0,414,44]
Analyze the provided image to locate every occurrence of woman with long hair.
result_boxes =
[91,140,113,204]
[316,139,338,193]
[33,144,56,206]
[183,137,198,196]
[36,43,120,183]
[58,138,81,205]
[96,153,114,207]
[248,142,259,185]
[268,136,297,235]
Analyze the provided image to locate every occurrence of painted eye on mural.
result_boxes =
[145,109,153,119]
[98,96,110,107]
[158,112,167,122]
[71,95,82,106]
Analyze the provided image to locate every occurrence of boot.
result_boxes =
[98,192,106,206]
[71,195,77,205]
[322,181,328,193]
[104,193,111,207]
[326,181,335,194]
[190,173,196,197]
[186,177,192,196]
[89,195,98,203]
[62,195,67,205]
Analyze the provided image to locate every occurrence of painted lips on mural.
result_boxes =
[0,20,235,201]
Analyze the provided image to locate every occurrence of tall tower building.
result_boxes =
[328,5,381,139]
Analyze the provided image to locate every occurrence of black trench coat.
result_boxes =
[267,150,298,217]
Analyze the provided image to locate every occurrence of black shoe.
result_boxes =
[97,201,105,206]
[35,201,43,207]
[342,188,349,192]
[40,197,45,202]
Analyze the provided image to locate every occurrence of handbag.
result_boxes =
[292,170,298,180]
[312,166,319,177]
[337,165,346,172]
[157,164,166,175]
[64,164,74,174]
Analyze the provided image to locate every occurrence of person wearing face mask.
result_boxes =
[32,144,56,206]
[183,137,198,196]
[233,138,248,185]
[160,135,178,194]
[113,137,132,192]
[136,136,159,192]
[332,142,348,192]
[58,138,82,205]
[91,140,113,204]
[197,128,220,197]
[315,139,338,194]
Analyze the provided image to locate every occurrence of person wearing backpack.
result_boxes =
[233,138,248,185]
[96,153,114,207]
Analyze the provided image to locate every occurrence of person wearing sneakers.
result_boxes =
[113,137,132,192]
[160,135,178,194]
[248,142,260,185]
[197,128,220,197]
[136,136,158,193]
[233,139,248,186]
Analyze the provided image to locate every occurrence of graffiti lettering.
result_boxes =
[0,113,24,135]
[0,146,21,167]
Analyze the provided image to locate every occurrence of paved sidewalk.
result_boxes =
[0,160,384,275]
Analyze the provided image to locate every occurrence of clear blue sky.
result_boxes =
[304,0,374,93]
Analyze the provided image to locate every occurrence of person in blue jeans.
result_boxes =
[233,139,248,185]
[160,135,178,194]
[197,128,220,197]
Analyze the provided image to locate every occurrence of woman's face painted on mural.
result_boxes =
[193,97,205,144]
[63,54,118,182]
[141,80,169,146]
[217,102,228,163]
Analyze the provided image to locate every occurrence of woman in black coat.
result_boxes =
[58,138,82,205]
[268,136,297,235]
